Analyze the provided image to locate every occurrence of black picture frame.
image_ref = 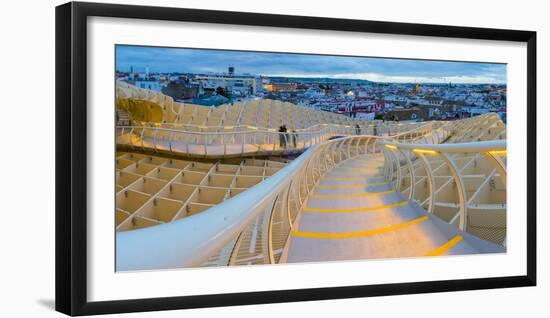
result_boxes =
[55,1,537,316]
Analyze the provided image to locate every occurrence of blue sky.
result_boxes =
[116,45,506,84]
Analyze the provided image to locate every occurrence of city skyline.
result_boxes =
[116,45,507,84]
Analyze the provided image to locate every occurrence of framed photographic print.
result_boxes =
[55,1,536,316]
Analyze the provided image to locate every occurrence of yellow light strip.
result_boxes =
[328,171,384,176]
[335,162,384,169]
[487,150,507,156]
[336,164,382,169]
[332,167,381,172]
[413,149,438,155]
[303,201,409,213]
[425,235,463,256]
[291,215,428,238]
[310,190,396,199]
[344,163,383,169]
[317,182,389,189]
[223,126,234,129]
[321,175,384,180]
[352,159,385,163]
[385,144,398,150]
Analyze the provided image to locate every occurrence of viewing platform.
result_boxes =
[114,83,507,270]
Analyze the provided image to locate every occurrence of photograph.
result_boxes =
[114,45,507,271]
[1,0,543,316]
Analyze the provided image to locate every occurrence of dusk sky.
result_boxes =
[116,45,506,84]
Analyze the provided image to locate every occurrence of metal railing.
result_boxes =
[129,120,422,134]
[381,139,506,244]
[115,121,429,157]
[116,129,427,270]
[116,118,507,270]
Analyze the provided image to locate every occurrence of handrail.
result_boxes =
[383,140,506,153]
[116,116,507,270]
[116,144,316,270]
[382,138,506,242]
[116,134,392,270]
[130,120,421,133]
[116,121,432,157]
[119,120,424,135]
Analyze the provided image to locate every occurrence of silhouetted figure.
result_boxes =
[373,124,378,136]
[355,124,361,135]
[278,125,288,148]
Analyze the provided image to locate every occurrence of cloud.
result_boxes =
[116,45,506,84]
[268,72,505,84]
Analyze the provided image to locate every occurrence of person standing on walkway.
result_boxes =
[278,124,285,148]
[291,129,298,148]
[355,124,361,135]
[279,124,288,148]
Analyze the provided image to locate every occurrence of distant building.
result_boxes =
[263,83,295,92]
[460,106,492,116]
[195,74,258,97]
[384,107,429,122]
[162,82,200,99]
[133,80,164,92]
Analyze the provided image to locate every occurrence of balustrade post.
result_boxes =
[223,133,227,156]
[483,152,507,186]
[152,128,158,152]
[400,149,416,200]
[439,153,468,230]
[415,152,435,213]
[168,130,173,153]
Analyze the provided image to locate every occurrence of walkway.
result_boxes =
[281,153,503,263]
[117,132,333,158]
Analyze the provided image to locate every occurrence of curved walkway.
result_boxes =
[281,153,504,263]
[116,133,319,158]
